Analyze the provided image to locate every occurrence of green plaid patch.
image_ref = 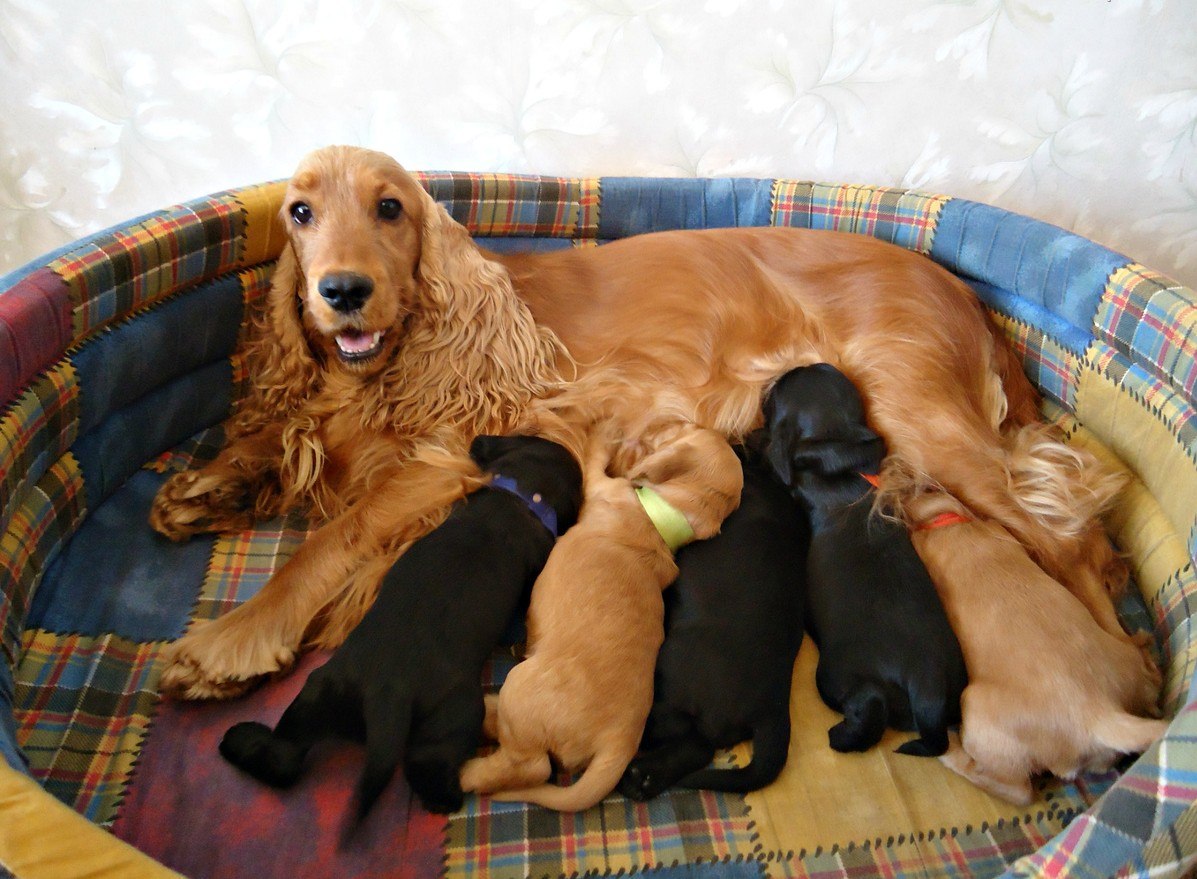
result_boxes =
[416,173,601,239]
[770,181,949,254]
[0,455,85,667]
[0,361,79,533]
[12,629,164,826]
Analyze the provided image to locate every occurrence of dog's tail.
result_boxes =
[220,721,310,788]
[679,713,791,793]
[492,745,632,812]
[827,682,888,753]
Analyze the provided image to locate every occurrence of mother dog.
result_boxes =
[152,146,1128,700]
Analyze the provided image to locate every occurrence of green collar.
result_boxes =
[635,485,695,553]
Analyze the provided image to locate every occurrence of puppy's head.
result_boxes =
[762,363,885,487]
[281,146,431,373]
[470,434,585,533]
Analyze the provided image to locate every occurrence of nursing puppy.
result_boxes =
[619,441,808,799]
[762,363,967,755]
[459,431,740,811]
[909,490,1165,805]
[218,434,582,817]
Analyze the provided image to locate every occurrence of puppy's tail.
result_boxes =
[355,697,414,822]
[220,721,308,788]
[679,713,791,793]
[493,745,631,812]
[827,682,888,753]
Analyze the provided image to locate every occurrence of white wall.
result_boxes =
[2,0,1195,289]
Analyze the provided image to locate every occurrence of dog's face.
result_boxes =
[470,435,585,533]
[282,145,430,373]
[762,363,886,487]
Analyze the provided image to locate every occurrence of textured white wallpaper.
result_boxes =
[1,0,1195,289]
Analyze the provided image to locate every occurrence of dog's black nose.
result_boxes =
[318,272,374,313]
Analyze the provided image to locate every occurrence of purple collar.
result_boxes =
[488,473,559,537]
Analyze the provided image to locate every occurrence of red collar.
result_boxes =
[857,473,969,530]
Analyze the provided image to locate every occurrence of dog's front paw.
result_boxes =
[150,469,256,541]
[158,619,297,700]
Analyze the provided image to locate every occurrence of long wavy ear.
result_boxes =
[230,241,322,437]
[388,191,570,436]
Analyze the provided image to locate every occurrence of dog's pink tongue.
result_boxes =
[337,331,375,353]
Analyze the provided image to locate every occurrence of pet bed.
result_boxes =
[0,173,1195,879]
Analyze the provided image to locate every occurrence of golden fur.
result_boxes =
[151,145,1133,700]
[907,490,1165,805]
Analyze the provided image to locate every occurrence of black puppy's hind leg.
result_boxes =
[219,680,342,787]
[681,712,792,793]
[354,693,414,822]
[404,691,484,814]
[894,676,954,758]
[619,727,715,801]
[827,681,888,753]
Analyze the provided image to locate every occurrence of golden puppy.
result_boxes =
[908,491,1166,805]
[459,432,741,811]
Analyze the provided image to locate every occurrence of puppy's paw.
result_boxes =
[618,761,661,801]
[407,760,465,814]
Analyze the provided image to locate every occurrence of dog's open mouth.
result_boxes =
[334,330,385,362]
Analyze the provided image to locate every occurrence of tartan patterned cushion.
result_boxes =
[1,173,1197,879]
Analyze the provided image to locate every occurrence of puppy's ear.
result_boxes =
[469,434,508,468]
[763,434,795,486]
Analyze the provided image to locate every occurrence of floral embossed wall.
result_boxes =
[1,0,1195,287]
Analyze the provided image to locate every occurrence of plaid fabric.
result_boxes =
[1006,702,1197,879]
[0,455,84,668]
[770,181,949,254]
[49,194,246,343]
[12,629,164,826]
[416,173,601,239]
[447,787,756,879]
[0,361,78,533]
[989,310,1080,413]
[1154,565,1197,717]
[189,510,313,624]
[0,266,73,408]
[1115,798,1197,878]
[1095,265,1197,409]
[1086,346,1197,456]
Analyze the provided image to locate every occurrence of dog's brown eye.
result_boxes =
[378,198,402,221]
[290,202,313,225]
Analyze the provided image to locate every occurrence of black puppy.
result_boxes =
[761,363,966,756]
[619,442,808,800]
[219,434,583,817]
